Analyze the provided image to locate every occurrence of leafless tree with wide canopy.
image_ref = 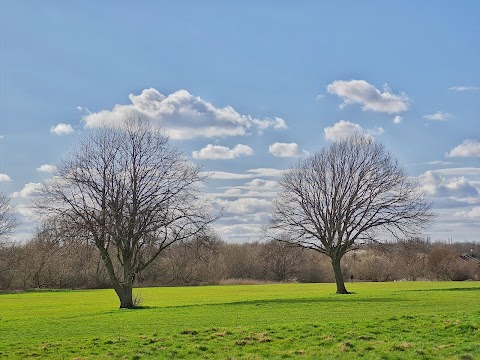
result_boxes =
[268,135,434,293]
[36,116,217,308]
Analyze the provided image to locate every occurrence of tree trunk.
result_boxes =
[114,284,134,308]
[97,245,136,308]
[331,256,349,294]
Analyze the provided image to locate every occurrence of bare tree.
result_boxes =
[268,135,434,293]
[0,192,17,240]
[36,116,217,308]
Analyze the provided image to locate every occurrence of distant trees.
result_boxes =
[0,236,478,290]
[0,192,20,289]
[36,116,216,308]
[268,135,434,293]
[261,240,303,281]
[0,192,17,240]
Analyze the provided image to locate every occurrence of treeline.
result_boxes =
[1,232,478,291]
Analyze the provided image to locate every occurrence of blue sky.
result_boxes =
[1,1,479,242]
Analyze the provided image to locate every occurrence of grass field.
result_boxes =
[1,282,479,359]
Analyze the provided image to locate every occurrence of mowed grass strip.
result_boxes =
[1,282,479,359]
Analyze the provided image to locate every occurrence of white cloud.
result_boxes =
[324,120,366,141]
[447,140,480,158]
[212,179,280,200]
[393,115,402,124]
[247,168,284,177]
[244,179,279,190]
[50,123,74,135]
[327,80,409,113]
[432,168,480,176]
[192,144,253,160]
[221,178,279,193]
[77,106,91,113]
[448,86,480,92]
[423,111,453,121]
[0,174,12,182]
[207,168,284,180]
[455,207,480,218]
[12,182,43,198]
[272,117,288,130]
[82,88,287,139]
[208,172,254,180]
[223,188,243,196]
[419,171,479,199]
[214,223,262,242]
[268,142,309,158]
[36,164,57,173]
[369,127,384,136]
[219,197,271,215]
[323,120,382,142]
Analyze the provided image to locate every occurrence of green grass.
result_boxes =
[1,282,479,359]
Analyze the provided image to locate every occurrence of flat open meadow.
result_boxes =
[1,282,479,359]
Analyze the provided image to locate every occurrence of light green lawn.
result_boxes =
[1,282,479,359]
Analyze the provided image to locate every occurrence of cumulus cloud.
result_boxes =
[423,112,453,121]
[268,142,309,158]
[324,120,366,141]
[272,118,287,130]
[323,120,383,141]
[36,164,57,173]
[244,179,279,190]
[0,174,12,182]
[327,80,409,113]
[12,182,43,198]
[192,144,253,160]
[419,171,479,199]
[393,115,402,124]
[448,86,479,92]
[447,140,480,158]
[82,88,287,139]
[50,123,74,135]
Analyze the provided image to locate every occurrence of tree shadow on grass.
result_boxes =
[412,287,480,293]
[156,295,412,311]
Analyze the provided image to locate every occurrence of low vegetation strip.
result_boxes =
[1,282,479,359]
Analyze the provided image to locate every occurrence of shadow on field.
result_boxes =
[154,296,412,311]
[412,287,480,293]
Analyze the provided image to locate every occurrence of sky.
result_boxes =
[1,1,479,243]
